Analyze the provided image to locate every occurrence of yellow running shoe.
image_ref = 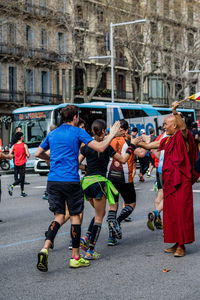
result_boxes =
[69,255,90,268]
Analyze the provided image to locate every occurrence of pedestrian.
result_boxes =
[134,101,199,257]
[11,126,30,185]
[35,105,120,271]
[79,119,131,259]
[146,130,166,231]
[8,132,30,197]
[106,120,145,245]
[0,151,13,222]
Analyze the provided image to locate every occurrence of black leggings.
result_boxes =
[13,164,26,192]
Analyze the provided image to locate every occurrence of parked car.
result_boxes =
[34,158,49,176]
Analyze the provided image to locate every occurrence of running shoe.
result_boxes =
[153,181,158,192]
[147,212,155,231]
[108,220,122,239]
[68,240,72,250]
[8,185,13,196]
[80,235,90,251]
[154,215,163,230]
[107,237,118,246]
[37,249,48,272]
[45,231,54,249]
[20,192,28,197]
[84,249,100,260]
[69,255,90,268]
[42,194,48,200]
[138,174,145,182]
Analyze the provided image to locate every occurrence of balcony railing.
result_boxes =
[75,20,89,30]
[148,97,169,106]
[0,43,70,63]
[0,89,63,105]
[116,57,128,68]
[75,86,134,100]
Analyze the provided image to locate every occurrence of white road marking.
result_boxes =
[33,186,46,189]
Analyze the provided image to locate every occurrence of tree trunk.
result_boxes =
[71,62,75,103]
[88,64,108,101]
[140,67,144,103]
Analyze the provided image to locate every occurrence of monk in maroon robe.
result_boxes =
[132,101,199,257]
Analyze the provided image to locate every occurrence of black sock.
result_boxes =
[89,222,102,251]
[117,206,133,225]
[71,224,81,249]
[86,217,95,239]
[45,221,60,243]
[107,210,117,238]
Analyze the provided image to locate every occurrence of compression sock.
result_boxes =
[86,217,95,239]
[107,210,117,238]
[117,206,133,225]
[153,210,159,218]
[45,221,60,244]
[71,224,81,249]
[89,222,102,251]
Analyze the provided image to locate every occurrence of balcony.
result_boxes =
[75,86,134,100]
[75,20,89,30]
[116,57,128,68]
[0,43,71,64]
[0,89,63,105]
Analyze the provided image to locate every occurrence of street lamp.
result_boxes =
[89,19,147,103]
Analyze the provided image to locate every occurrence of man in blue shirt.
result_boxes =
[35,105,120,271]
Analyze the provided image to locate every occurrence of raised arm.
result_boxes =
[131,135,160,150]
[0,152,13,160]
[88,121,121,152]
[172,101,188,139]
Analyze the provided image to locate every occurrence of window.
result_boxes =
[151,23,157,43]
[62,69,66,99]
[40,71,50,99]
[56,0,66,12]
[165,56,171,72]
[163,26,170,45]
[174,58,181,75]
[174,28,182,50]
[97,37,106,55]
[39,0,48,15]
[187,3,193,23]
[24,0,34,12]
[57,32,66,53]
[188,32,194,51]
[40,29,48,49]
[0,21,2,51]
[9,66,17,100]
[163,0,169,15]
[56,70,59,96]
[151,51,159,70]
[121,109,148,118]
[148,77,167,99]
[99,73,107,89]
[117,74,126,99]
[75,6,83,19]
[75,34,84,53]
[0,64,1,89]
[174,0,182,19]
[175,83,184,100]
[97,10,104,23]
[189,84,196,96]
[7,24,16,44]
[25,25,34,46]
[25,69,34,93]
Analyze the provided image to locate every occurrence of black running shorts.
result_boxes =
[47,181,84,216]
[111,182,136,204]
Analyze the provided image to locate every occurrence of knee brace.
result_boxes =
[45,221,60,243]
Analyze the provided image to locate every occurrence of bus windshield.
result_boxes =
[12,111,52,147]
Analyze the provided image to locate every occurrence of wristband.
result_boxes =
[126,145,136,155]
[130,144,136,150]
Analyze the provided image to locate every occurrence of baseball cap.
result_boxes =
[140,129,146,134]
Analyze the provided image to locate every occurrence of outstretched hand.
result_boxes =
[131,136,143,145]
[109,121,121,137]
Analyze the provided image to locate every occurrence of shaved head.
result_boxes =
[163,115,178,136]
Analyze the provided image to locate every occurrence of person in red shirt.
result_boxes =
[8,132,30,197]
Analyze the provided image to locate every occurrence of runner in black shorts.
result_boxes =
[35,105,121,271]
[107,120,145,245]
[79,119,132,260]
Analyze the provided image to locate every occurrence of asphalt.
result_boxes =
[1,172,200,300]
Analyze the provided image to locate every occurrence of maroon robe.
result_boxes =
[160,130,199,245]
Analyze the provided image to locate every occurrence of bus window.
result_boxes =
[156,110,170,115]
[121,109,148,119]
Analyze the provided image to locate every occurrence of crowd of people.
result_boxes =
[0,101,199,270]
[33,101,200,273]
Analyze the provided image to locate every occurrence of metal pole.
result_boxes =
[110,23,114,103]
